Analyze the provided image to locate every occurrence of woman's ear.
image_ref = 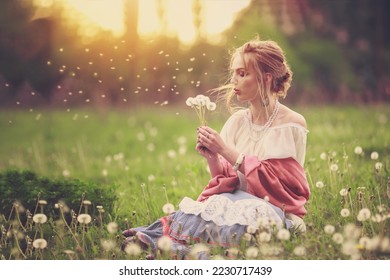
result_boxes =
[264,73,272,84]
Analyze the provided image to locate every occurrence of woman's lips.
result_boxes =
[234,88,240,94]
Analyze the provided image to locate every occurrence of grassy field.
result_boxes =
[0,104,389,260]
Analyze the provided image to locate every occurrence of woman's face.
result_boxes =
[230,53,261,104]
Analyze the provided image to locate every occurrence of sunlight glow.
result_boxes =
[34,0,251,43]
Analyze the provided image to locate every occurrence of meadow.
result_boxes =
[0,104,389,260]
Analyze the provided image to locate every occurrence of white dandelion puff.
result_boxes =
[77,214,92,224]
[340,208,350,217]
[330,163,339,172]
[33,238,47,249]
[258,231,271,243]
[375,162,383,171]
[276,228,290,241]
[162,203,175,214]
[320,152,327,160]
[332,233,344,244]
[315,181,325,188]
[293,246,306,256]
[370,151,379,160]
[107,222,118,234]
[246,225,257,234]
[157,236,172,252]
[33,214,48,224]
[124,243,142,256]
[324,225,335,235]
[344,223,361,240]
[357,208,371,222]
[190,243,210,259]
[245,247,259,258]
[354,146,363,155]
[339,188,349,197]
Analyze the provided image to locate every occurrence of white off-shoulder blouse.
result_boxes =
[220,109,308,167]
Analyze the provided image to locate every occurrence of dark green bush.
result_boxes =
[0,169,117,217]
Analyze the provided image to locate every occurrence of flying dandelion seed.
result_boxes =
[324,225,335,235]
[33,238,47,249]
[33,214,48,224]
[107,222,118,234]
[315,181,325,188]
[157,236,172,252]
[162,203,175,214]
[77,214,92,224]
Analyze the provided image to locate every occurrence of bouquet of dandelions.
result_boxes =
[185,94,216,126]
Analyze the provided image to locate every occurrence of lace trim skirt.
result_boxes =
[127,190,292,254]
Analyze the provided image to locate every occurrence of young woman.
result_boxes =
[123,38,310,259]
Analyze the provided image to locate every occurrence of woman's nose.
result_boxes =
[230,74,237,84]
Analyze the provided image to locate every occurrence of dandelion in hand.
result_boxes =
[186,94,216,125]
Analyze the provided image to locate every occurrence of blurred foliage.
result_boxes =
[0,0,389,106]
[0,169,118,218]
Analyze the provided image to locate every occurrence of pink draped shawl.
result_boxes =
[197,156,310,218]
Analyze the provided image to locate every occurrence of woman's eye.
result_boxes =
[239,71,246,77]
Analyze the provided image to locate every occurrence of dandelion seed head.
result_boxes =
[102,169,108,177]
[190,243,209,258]
[77,214,92,224]
[276,228,290,241]
[320,152,327,160]
[33,238,47,249]
[324,224,335,235]
[315,181,324,188]
[107,222,118,234]
[157,236,172,251]
[332,233,344,244]
[330,163,339,172]
[258,231,271,243]
[162,203,175,214]
[342,240,359,256]
[124,243,142,256]
[148,174,156,182]
[339,188,349,196]
[246,225,257,234]
[101,239,116,251]
[38,200,47,205]
[243,233,252,242]
[245,247,259,258]
[83,200,92,206]
[344,223,361,240]
[371,214,383,223]
[33,214,48,224]
[293,245,306,256]
[354,146,363,155]
[357,208,371,222]
[375,162,383,171]
[340,208,350,217]
[370,151,379,160]
[167,150,177,158]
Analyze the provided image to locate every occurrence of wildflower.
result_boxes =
[258,231,271,243]
[354,146,363,155]
[162,203,175,214]
[375,162,383,171]
[101,239,116,251]
[243,233,252,242]
[332,233,344,244]
[315,181,324,188]
[77,214,92,224]
[83,200,92,206]
[96,205,104,210]
[211,255,225,260]
[339,188,349,197]
[124,243,142,256]
[359,236,372,249]
[276,228,290,241]
[157,236,172,252]
[107,222,118,234]
[245,247,259,258]
[226,247,239,258]
[33,238,48,249]
[257,217,270,229]
[33,214,48,224]
[342,241,359,256]
[330,163,338,172]
[320,152,327,160]
[324,225,335,235]
[371,214,383,223]
[340,208,350,217]
[293,246,306,256]
[148,174,156,182]
[102,169,108,177]
[370,151,379,160]
[185,94,216,125]
[357,208,371,222]
[62,169,70,177]
[167,149,177,158]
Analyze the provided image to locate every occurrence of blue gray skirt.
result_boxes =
[122,190,292,258]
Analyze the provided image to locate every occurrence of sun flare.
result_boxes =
[33,0,250,44]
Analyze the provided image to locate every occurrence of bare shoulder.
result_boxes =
[276,104,307,129]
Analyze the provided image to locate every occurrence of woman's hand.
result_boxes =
[196,126,226,156]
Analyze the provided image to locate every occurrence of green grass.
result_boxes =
[0,104,389,260]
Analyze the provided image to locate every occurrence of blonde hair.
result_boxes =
[216,38,293,113]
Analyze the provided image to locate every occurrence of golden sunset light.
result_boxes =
[33,0,250,44]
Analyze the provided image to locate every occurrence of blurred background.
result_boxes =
[0,0,389,108]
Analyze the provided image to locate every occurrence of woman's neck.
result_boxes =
[249,98,278,125]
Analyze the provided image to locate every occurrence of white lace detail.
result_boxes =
[179,196,283,228]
